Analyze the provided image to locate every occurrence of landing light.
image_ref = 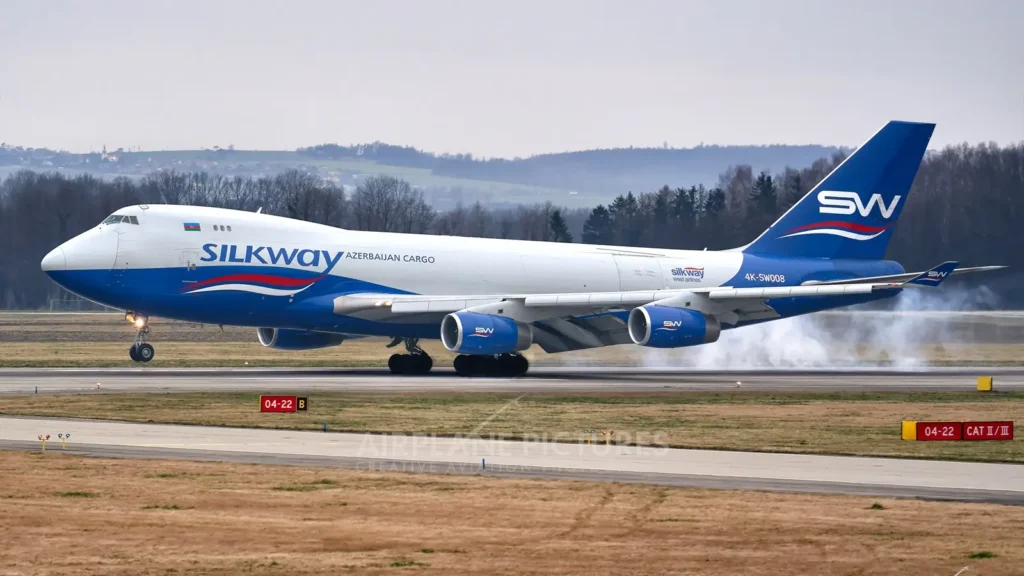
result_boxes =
[134,318,146,329]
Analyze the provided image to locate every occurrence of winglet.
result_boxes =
[906,261,959,286]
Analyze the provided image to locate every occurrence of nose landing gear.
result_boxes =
[126,312,154,363]
[386,337,433,375]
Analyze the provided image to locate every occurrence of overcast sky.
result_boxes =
[1,0,1021,157]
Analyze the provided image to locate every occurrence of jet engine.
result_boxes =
[440,312,533,355]
[627,306,720,348]
[257,328,345,350]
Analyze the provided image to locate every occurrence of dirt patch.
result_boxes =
[0,451,1020,575]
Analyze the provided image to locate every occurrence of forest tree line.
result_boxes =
[1,140,1021,309]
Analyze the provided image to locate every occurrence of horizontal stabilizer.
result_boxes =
[906,261,958,286]
[802,264,1006,287]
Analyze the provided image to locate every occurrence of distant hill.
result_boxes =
[297,142,844,197]
[1,141,843,207]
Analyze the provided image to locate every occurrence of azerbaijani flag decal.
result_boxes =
[184,222,201,232]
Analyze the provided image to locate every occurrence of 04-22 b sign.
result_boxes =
[259,395,308,413]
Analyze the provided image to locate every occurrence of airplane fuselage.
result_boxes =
[43,204,903,339]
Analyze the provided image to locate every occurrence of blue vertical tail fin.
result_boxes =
[743,120,935,260]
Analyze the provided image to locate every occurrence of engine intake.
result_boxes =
[257,328,345,350]
[627,306,720,348]
[440,312,533,355]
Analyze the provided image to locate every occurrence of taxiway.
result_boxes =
[2,414,1022,504]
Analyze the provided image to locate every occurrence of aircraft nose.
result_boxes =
[41,247,66,272]
[41,227,118,281]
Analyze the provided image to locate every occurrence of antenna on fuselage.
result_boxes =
[256,207,263,214]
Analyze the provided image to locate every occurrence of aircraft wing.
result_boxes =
[330,261,1003,353]
[337,281,892,315]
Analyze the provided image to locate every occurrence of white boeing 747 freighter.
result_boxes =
[41,121,1003,375]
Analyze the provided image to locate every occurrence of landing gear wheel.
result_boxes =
[388,353,403,373]
[512,354,529,376]
[127,312,153,363]
[418,354,433,373]
[453,354,469,375]
[388,353,433,375]
[136,343,155,363]
[454,354,529,377]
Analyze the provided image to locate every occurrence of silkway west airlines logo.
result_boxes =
[470,327,493,338]
[778,191,902,241]
[657,320,682,331]
[671,267,704,282]
[182,243,344,297]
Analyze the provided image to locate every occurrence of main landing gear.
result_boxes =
[126,312,154,363]
[453,353,529,377]
[386,337,433,375]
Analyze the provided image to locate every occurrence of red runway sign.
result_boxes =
[963,421,1014,441]
[916,421,963,441]
[260,395,297,413]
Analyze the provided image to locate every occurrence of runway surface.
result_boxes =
[0,366,1022,395]
[2,415,1022,504]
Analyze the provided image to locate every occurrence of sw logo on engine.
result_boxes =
[658,320,682,331]
[471,327,494,337]
[817,191,901,219]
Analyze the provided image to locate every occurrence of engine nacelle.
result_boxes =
[257,328,345,350]
[627,306,721,348]
[440,312,533,355]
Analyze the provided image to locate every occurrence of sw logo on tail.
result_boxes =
[817,191,901,218]
[776,191,902,241]
[744,121,934,260]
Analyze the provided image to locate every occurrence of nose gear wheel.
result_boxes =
[126,312,155,363]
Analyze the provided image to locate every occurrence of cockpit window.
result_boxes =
[102,214,140,225]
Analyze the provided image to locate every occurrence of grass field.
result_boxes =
[1,451,1021,575]
[2,312,1024,367]
[4,390,1022,462]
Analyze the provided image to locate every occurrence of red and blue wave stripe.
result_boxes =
[777,221,891,241]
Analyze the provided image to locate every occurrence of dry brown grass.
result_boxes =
[4,391,1022,462]
[1,451,1022,575]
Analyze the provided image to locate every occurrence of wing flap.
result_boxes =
[703,283,883,300]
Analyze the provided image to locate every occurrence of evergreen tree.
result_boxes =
[745,171,777,236]
[609,192,642,245]
[548,208,573,242]
[581,205,613,244]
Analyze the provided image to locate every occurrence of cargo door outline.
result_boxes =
[108,230,127,290]
[180,250,201,288]
[612,255,665,291]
